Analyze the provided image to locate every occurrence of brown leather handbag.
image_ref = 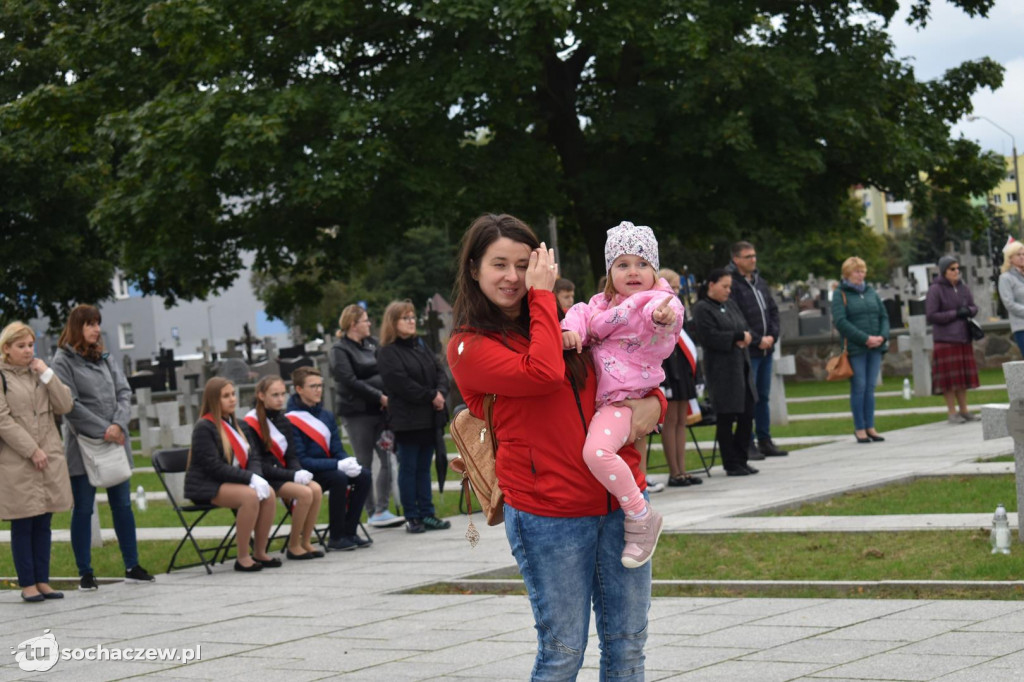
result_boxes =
[449,394,502,546]
[825,338,853,381]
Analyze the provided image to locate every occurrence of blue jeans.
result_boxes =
[749,354,773,441]
[849,351,882,431]
[505,505,650,681]
[313,467,371,540]
[11,514,52,587]
[70,475,139,575]
[1014,331,1024,358]
[395,429,436,520]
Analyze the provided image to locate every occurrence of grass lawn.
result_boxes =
[764,475,1017,515]
[418,530,1024,600]
[785,388,1009,416]
[782,367,1005,399]
[652,530,1022,582]
[770,412,946,438]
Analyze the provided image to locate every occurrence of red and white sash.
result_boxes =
[243,410,288,466]
[285,410,332,457]
[677,329,702,421]
[202,414,250,468]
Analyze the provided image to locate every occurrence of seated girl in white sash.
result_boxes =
[184,377,279,572]
[242,375,324,560]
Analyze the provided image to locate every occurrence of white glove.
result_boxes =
[248,474,271,501]
[337,456,362,477]
[293,469,314,485]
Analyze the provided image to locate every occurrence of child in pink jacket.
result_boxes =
[562,221,684,568]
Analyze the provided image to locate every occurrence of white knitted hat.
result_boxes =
[604,221,659,272]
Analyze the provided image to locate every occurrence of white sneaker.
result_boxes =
[368,510,406,528]
[646,478,665,494]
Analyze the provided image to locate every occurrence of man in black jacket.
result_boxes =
[726,241,788,459]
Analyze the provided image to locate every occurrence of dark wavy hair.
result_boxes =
[57,304,104,361]
[451,214,540,337]
[697,268,732,301]
[451,213,586,386]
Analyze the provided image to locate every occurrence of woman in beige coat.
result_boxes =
[0,322,73,602]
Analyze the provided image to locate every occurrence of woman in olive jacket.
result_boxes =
[832,257,889,443]
[376,301,450,534]
[0,322,73,601]
[693,269,758,477]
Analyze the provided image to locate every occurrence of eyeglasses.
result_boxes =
[738,254,757,260]
[947,266,960,271]
[399,315,417,322]
[306,383,324,390]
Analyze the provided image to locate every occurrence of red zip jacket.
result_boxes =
[448,289,665,517]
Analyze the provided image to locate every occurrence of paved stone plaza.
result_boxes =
[3,420,1024,681]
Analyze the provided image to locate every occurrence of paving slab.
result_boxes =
[3,420,1024,680]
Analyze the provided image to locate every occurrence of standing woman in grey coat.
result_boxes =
[52,305,154,591]
[998,238,1024,357]
[693,269,759,477]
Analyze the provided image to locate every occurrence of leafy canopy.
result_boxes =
[0,0,1005,325]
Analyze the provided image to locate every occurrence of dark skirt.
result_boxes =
[661,344,697,402]
[931,342,979,393]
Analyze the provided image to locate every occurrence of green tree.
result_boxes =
[253,225,458,336]
[0,0,1006,324]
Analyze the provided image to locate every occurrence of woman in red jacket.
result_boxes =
[447,214,663,681]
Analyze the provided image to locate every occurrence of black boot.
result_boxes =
[747,440,765,461]
[758,439,789,457]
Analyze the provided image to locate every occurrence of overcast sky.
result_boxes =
[887,1,1024,156]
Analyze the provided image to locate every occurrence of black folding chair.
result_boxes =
[267,487,371,553]
[268,497,329,553]
[152,448,238,574]
[686,406,719,476]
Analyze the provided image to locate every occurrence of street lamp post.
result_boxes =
[968,115,1023,238]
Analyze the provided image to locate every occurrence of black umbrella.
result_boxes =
[434,410,450,494]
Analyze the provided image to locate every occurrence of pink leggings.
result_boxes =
[583,405,646,517]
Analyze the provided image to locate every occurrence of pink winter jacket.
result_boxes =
[562,278,685,404]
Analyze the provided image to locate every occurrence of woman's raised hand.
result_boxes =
[525,242,558,292]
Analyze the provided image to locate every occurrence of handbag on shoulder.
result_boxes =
[77,435,132,488]
[825,338,853,381]
[449,394,502,546]
[826,290,854,381]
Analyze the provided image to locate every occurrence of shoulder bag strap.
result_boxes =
[841,291,848,352]
[483,393,497,452]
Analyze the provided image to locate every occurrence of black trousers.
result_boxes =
[715,385,755,473]
[313,467,372,540]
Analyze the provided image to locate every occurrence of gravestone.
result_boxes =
[263,337,279,364]
[216,357,251,385]
[197,338,213,364]
[897,315,932,397]
[778,303,799,340]
[980,360,1024,540]
[221,340,244,360]
[958,242,995,322]
[769,341,796,426]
